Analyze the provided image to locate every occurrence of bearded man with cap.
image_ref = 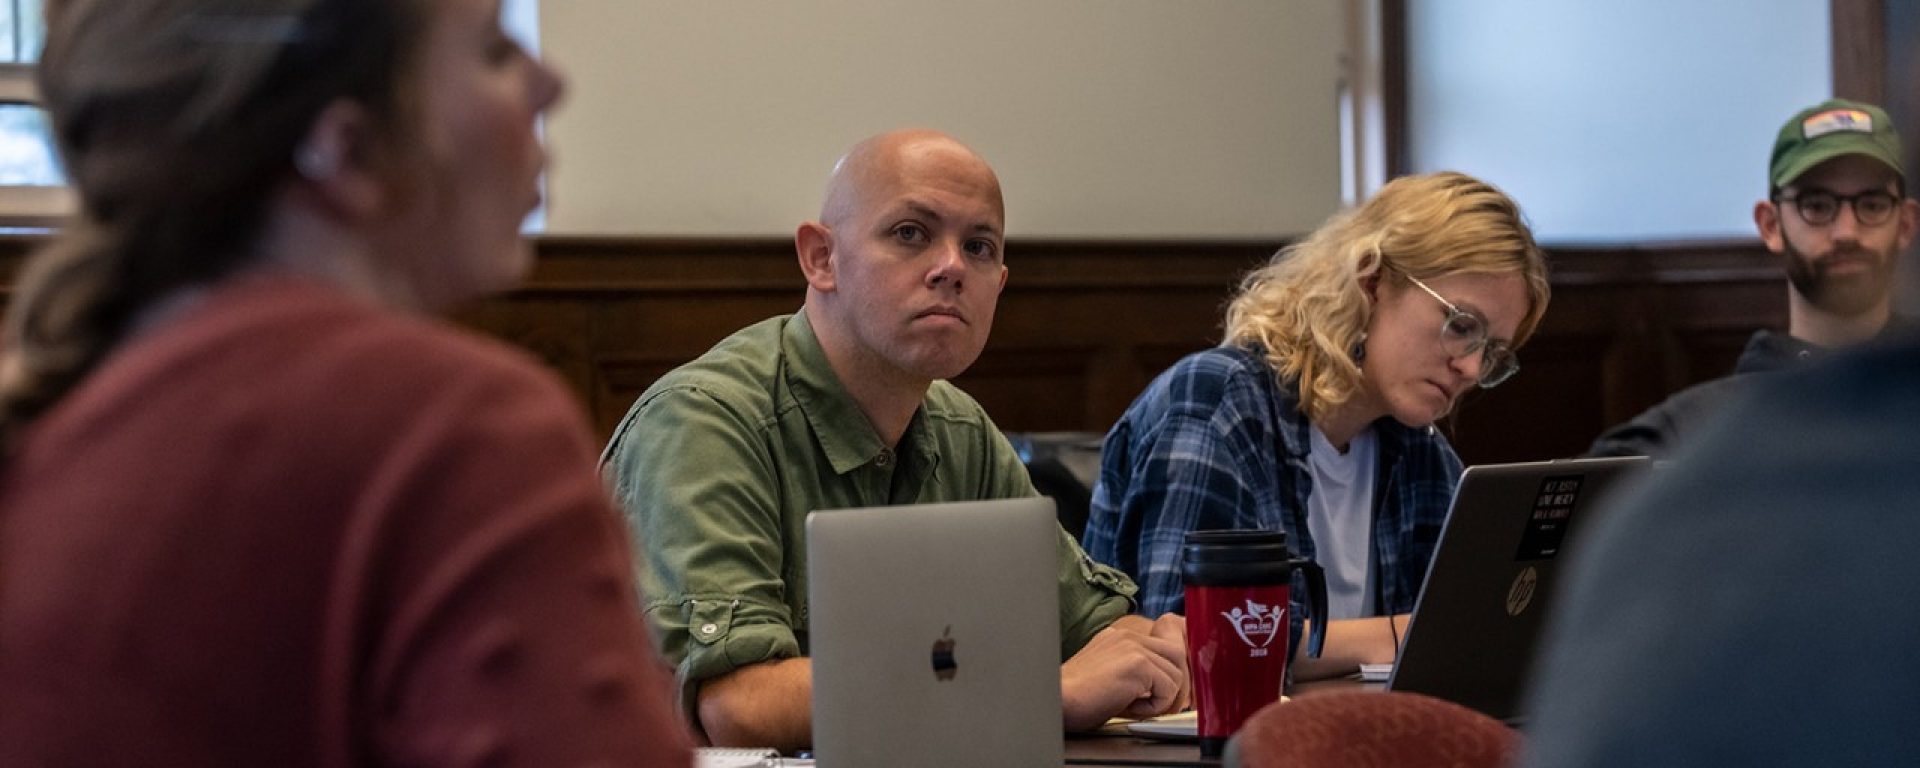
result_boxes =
[1587,98,1919,458]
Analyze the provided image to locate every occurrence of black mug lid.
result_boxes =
[1181,529,1304,587]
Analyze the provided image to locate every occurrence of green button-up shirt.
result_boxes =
[602,311,1136,721]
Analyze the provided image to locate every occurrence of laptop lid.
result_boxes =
[1385,456,1651,723]
[807,497,1064,768]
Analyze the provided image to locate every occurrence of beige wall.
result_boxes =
[540,1,1344,239]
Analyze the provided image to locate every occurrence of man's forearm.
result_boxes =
[696,657,814,752]
[1289,614,1408,682]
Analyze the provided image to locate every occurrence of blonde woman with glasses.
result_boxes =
[1083,171,1549,681]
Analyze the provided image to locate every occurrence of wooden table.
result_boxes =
[1060,677,1381,766]
[1064,723,1215,767]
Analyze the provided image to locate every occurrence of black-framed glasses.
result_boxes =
[1400,272,1520,389]
[1773,189,1900,227]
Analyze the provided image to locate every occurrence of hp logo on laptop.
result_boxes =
[1505,566,1538,617]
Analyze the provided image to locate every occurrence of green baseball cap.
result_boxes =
[1769,98,1904,188]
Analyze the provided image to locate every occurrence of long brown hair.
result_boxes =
[0,0,429,450]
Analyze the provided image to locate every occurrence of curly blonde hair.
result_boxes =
[1224,171,1549,423]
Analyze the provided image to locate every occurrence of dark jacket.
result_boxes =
[1585,319,1913,458]
[1527,331,1920,766]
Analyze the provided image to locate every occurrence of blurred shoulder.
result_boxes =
[175,278,584,422]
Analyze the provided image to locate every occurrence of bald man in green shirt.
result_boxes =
[603,129,1190,752]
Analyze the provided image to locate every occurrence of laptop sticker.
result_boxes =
[1515,475,1582,560]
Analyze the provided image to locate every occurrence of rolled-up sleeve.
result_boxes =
[603,386,799,724]
[1056,527,1139,656]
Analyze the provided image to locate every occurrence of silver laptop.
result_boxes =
[1386,456,1651,723]
[807,498,1064,767]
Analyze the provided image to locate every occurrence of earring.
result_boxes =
[294,143,339,181]
[1349,331,1368,363]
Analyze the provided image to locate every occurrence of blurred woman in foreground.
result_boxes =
[0,1,690,765]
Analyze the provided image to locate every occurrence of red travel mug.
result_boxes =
[1181,529,1327,758]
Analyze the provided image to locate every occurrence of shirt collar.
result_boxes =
[1242,345,1314,460]
[783,310,900,475]
[1256,345,1416,465]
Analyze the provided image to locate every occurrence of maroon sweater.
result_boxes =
[0,278,691,767]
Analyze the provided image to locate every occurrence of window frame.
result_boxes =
[0,22,72,228]
[0,2,543,231]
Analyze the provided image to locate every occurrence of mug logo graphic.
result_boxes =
[1506,567,1538,617]
[930,625,958,681]
[1221,600,1286,658]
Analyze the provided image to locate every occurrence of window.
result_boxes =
[504,0,539,55]
[0,1,544,229]
[1402,0,1830,243]
[1,0,68,225]
[502,0,545,233]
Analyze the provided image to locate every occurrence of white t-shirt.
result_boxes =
[1306,424,1378,620]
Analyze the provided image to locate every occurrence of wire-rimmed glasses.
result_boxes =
[1397,272,1520,389]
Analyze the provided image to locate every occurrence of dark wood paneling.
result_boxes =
[1381,0,1410,179]
[1441,241,1783,463]
[0,234,1783,466]
[1833,0,1887,102]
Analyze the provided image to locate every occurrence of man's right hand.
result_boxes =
[1059,613,1190,732]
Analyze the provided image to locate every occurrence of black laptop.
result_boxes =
[1385,456,1651,724]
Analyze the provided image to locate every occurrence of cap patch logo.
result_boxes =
[1803,109,1874,140]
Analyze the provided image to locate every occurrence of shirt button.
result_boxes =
[874,449,894,469]
[700,623,718,636]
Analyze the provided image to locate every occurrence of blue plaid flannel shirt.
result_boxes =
[1084,345,1460,652]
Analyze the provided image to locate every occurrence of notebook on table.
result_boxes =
[1386,456,1651,724]
[807,497,1064,768]
[693,747,812,767]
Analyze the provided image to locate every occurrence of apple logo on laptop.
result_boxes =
[931,625,958,681]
